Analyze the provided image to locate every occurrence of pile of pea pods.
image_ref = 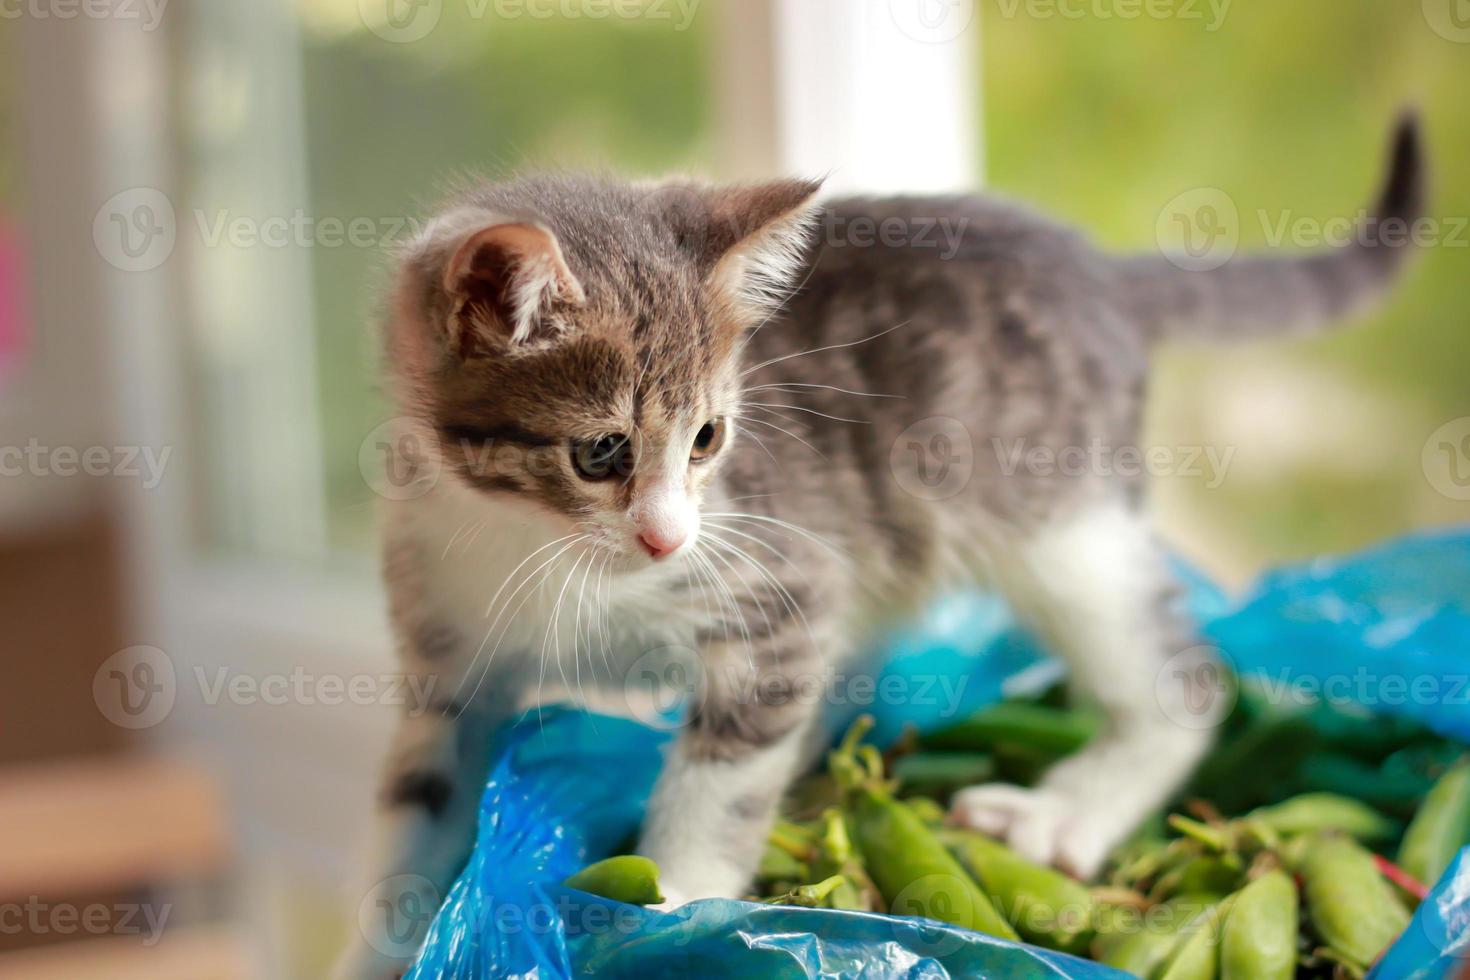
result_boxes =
[568,681,1470,979]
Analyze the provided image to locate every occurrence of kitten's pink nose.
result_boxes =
[638,528,686,560]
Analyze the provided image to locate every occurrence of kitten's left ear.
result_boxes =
[441,218,586,356]
[656,177,824,318]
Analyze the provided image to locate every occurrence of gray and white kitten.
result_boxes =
[337,118,1423,978]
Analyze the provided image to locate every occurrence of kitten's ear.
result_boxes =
[657,178,824,318]
[441,219,586,357]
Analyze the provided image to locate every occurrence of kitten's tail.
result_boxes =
[1115,113,1425,346]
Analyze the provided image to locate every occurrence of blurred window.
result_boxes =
[179,0,714,562]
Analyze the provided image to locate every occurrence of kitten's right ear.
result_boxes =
[438,218,586,357]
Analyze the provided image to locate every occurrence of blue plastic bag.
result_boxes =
[408,530,1470,979]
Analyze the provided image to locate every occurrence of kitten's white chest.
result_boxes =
[402,485,706,707]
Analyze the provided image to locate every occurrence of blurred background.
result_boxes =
[0,0,1465,975]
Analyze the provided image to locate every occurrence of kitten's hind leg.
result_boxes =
[951,502,1222,879]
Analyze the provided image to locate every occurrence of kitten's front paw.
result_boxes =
[949,784,1113,880]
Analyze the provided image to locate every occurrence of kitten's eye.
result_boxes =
[690,418,727,462]
[571,434,634,481]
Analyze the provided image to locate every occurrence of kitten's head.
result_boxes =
[387,174,821,566]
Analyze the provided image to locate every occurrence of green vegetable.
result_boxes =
[563,855,664,906]
[893,753,995,798]
[903,796,948,827]
[1297,833,1410,972]
[1219,871,1296,980]
[758,840,808,882]
[1397,757,1470,886]
[1157,896,1233,980]
[764,874,847,907]
[833,717,1019,941]
[920,703,1098,756]
[1246,792,1398,842]
[941,828,1094,952]
[1093,893,1219,977]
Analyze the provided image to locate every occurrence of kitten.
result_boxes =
[336,117,1423,978]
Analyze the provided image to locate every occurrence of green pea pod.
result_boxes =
[1157,896,1234,980]
[904,796,949,828]
[1397,757,1470,886]
[920,703,1099,756]
[1298,833,1411,972]
[757,840,808,882]
[893,752,996,798]
[1151,855,1242,904]
[1094,893,1219,977]
[563,855,664,906]
[847,785,1019,941]
[941,828,1094,953]
[1246,792,1398,842]
[1219,871,1296,980]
